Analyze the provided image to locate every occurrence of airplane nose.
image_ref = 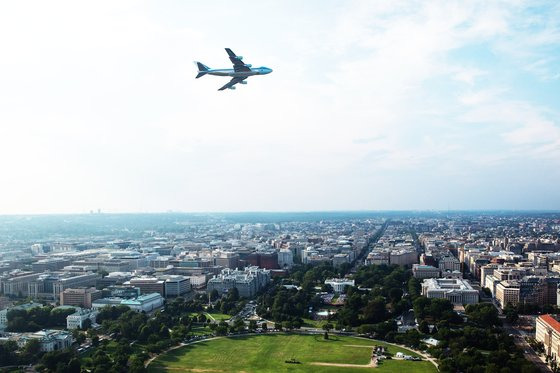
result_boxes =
[267,68,273,74]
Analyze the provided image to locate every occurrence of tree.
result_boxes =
[361,297,387,324]
[228,287,240,302]
[92,350,112,373]
[98,270,109,278]
[7,315,30,332]
[248,320,257,332]
[67,358,81,373]
[129,354,147,373]
[81,317,92,330]
[233,318,245,333]
[389,288,403,303]
[504,305,519,324]
[209,289,220,302]
[419,320,430,334]
[408,277,421,299]
[466,303,501,328]
[24,338,41,357]
[197,313,207,323]
[0,341,18,366]
[282,321,293,331]
[322,322,333,339]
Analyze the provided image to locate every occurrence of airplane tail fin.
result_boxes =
[195,62,210,78]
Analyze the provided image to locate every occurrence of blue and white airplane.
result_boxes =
[195,48,272,91]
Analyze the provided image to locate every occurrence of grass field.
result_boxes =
[148,333,437,373]
[187,312,231,323]
[205,312,231,322]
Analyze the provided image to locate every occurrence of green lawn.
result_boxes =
[190,325,212,336]
[148,334,437,373]
[187,311,231,322]
[205,312,231,322]
[302,318,329,328]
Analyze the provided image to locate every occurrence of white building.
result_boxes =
[421,278,479,305]
[324,278,355,293]
[12,330,73,352]
[160,275,191,297]
[66,308,98,330]
[278,249,294,269]
[120,293,164,312]
[186,274,207,289]
[207,266,270,298]
[390,248,418,266]
[438,255,462,272]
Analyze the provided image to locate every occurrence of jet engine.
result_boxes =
[240,81,247,85]
[228,86,236,90]
[245,64,252,67]
[236,56,243,60]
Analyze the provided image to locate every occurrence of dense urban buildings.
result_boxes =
[1,212,560,372]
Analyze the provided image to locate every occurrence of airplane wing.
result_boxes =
[225,48,251,72]
[218,77,246,91]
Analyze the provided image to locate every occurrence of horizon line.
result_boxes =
[1,208,560,217]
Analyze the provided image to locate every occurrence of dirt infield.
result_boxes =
[310,358,377,368]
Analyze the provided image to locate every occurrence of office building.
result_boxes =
[60,287,102,309]
[412,264,440,279]
[160,275,191,297]
[536,315,560,360]
[120,293,164,312]
[125,277,166,296]
[207,266,270,298]
[421,278,479,305]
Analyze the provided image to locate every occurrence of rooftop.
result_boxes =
[539,314,560,334]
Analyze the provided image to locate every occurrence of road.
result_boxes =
[500,315,551,372]
[351,221,389,271]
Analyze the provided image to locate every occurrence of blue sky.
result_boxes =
[0,0,559,213]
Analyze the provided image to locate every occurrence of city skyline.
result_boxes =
[1,1,559,214]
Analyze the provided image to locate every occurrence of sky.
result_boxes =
[0,0,559,214]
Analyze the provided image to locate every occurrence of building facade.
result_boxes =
[207,266,270,298]
[66,309,98,330]
[324,278,355,293]
[60,287,102,308]
[421,278,479,305]
[536,315,560,361]
[412,264,441,279]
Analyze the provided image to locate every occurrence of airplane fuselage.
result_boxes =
[206,67,272,78]
[195,49,272,90]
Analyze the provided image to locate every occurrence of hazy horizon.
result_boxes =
[1,1,559,214]
[1,208,560,217]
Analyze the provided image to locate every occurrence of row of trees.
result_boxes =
[6,305,77,332]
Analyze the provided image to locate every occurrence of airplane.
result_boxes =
[195,48,272,91]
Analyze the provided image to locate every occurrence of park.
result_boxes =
[147,333,438,373]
